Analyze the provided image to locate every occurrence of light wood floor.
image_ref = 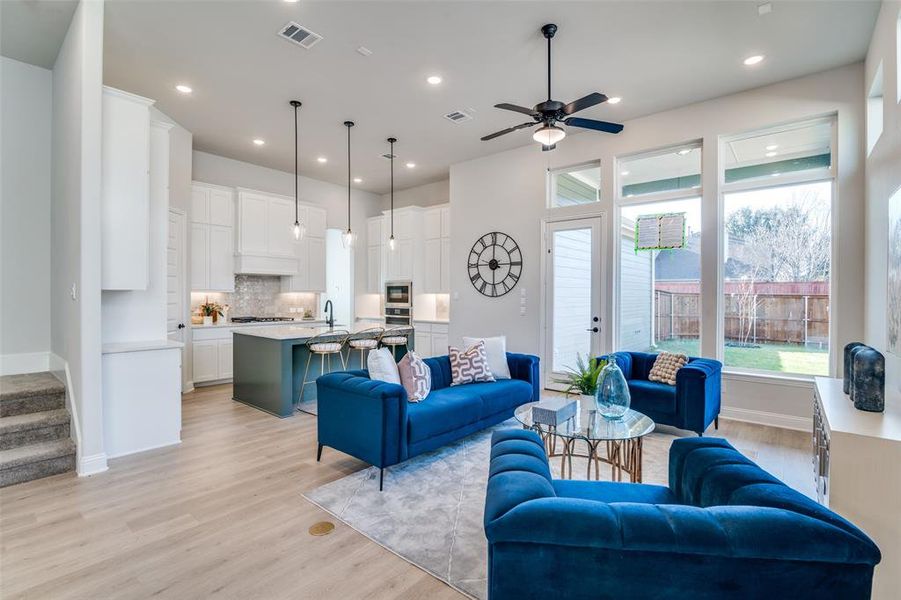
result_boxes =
[0,385,813,599]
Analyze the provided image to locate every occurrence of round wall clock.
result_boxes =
[468,231,522,297]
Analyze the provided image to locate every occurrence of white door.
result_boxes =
[544,216,605,390]
[167,209,188,390]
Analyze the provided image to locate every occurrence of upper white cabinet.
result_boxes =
[280,203,327,293]
[235,189,299,275]
[384,207,423,282]
[366,216,385,293]
[101,86,154,290]
[191,182,235,292]
[367,205,449,294]
[422,205,451,293]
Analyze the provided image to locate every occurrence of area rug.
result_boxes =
[303,420,696,599]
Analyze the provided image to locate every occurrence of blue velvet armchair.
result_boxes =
[602,351,722,435]
[316,353,540,489]
[485,429,881,600]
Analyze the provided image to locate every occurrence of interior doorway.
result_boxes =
[323,228,353,327]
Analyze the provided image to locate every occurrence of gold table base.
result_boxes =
[528,425,645,483]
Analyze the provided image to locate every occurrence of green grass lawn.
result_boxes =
[653,338,828,376]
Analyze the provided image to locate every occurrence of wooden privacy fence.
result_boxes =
[654,281,829,347]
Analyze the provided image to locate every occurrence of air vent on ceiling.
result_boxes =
[444,109,473,124]
[278,22,323,49]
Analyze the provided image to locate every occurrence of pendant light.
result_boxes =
[387,137,397,251]
[342,120,356,248]
[290,100,305,240]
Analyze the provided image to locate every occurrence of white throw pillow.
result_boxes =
[367,347,400,385]
[462,336,511,379]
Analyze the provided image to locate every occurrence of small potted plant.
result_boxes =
[554,354,607,404]
[199,300,223,326]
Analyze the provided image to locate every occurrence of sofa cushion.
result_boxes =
[407,386,483,443]
[627,379,677,415]
[553,480,677,505]
[466,379,533,419]
[424,355,453,390]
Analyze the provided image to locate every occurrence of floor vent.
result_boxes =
[444,109,473,124]
[278,22,323,49]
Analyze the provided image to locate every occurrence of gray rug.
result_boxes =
[304,420,694,599]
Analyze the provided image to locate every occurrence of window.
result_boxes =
[619,144,701,198]
[619,198,702,357]
[549,162,600,208]
[720,118,834,376]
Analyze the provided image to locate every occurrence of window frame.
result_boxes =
[547,160,602,211]
[717,116,838,379]
[616,140,703,204]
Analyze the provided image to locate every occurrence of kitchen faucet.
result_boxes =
[324,300,335,328]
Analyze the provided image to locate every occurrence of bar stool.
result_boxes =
[346,327,384,369]
[380,327,409,359]
[298,329,349,408]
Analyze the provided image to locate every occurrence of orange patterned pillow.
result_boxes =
[648,352,688,385]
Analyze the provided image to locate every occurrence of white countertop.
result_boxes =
[236,323,413,341]
[102,339,184,354]
[815,377,901,441]
[191,319,327,329]
[413,318,450,324]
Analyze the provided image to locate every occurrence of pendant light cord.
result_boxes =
[345,121,353,231]
[389,138,395,238]
[294,104,298,224]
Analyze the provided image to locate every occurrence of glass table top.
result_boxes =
[514,398,655,442]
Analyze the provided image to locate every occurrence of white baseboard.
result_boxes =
[720,406,812,432]
[0,351,51,375]
[77,452,109,476]
[106,439,181,460]
[183,380,195,393]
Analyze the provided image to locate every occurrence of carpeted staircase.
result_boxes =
[0,372,76,487]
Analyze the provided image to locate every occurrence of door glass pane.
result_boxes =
[619,198,701,356]
[552,228,592,372]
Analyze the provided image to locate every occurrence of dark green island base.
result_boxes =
[232,324,414,418]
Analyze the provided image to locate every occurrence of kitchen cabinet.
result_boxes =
[192,340,220,382]
[412,321,449,358]
[366,216,385,293]
[234,189,299,275]
[191,182,235,292]
[422,204,451,293]
[218,341,233,379]
[280,204,327,293]
[101,86,154,290]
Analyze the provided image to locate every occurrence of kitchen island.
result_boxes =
[232,324,414,417]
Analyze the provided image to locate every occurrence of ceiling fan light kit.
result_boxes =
[481,23,624,150]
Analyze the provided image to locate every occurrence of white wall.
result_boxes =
[1,58,52,373]
[380,179,449,211]
[50,0,106,475]
[865,1,901,405]
[450,63,865,425]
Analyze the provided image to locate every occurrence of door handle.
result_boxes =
[178,323,185,329]
[586,327,599,333]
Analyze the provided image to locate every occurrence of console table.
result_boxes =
[813,377,901,599]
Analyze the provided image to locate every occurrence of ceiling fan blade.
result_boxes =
[561,92,608,115]
[541,144,556,152]
[494,103,539,117]
[480,121,535,141]
[564,117,624,134]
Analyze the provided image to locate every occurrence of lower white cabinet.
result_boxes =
[217,340,233,379]
[192,340,220,382]
[412,321,449,358]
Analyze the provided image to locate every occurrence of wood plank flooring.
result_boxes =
[0,384,813,599]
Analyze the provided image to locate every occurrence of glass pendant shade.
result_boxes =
[388,235,396,251]
[342,228,356,248]
[292,220,305,241]
[533,125,565,146]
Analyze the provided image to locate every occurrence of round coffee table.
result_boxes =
[514,399,655,482]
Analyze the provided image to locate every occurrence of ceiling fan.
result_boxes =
[481,23,624,151]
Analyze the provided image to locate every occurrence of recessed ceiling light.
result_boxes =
[743,55,765,66]
[175,84,192,94]
[284,0,299,3]
[406,162,416,168]
[765,151,778,158]
[253,139,265,146]
[765,144,778,151]
[426,75,442,85]
[620,170,630,176]
[677,148,691,156]
[317,157,327,163]
[353,177,363,183]
[607,96,622,104]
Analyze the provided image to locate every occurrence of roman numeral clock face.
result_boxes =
[467,232,522,297]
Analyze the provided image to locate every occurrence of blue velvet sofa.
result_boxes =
[316,353,539,489]
[602,351,722,435]
[485,429,880,600]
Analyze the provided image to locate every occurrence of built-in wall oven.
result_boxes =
[384,281,412,326]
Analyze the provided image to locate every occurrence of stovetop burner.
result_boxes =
[230,316,295,323]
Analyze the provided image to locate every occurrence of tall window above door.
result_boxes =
[548,161,600,208]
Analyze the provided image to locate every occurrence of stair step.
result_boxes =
[0,372,66,417]
[0,409,71,450]
[0,439,76,488]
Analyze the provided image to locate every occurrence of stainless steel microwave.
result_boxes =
[385,281,412,308]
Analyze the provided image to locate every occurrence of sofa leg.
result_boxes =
[379,468,384,492]
[715,416,719,430]
[317,444,323,462]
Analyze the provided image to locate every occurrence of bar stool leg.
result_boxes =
[298,351,314,404]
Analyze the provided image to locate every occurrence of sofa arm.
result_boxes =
[506,353,540,402]
[316,372,409,468]
[675,358,722,435]
[485,429,555,526]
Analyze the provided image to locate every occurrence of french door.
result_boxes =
[544,215,605,390]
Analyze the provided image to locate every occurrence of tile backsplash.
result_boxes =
[191,275,318,319]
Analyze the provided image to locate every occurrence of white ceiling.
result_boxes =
[6,1,880,194]
[1,1,79,69]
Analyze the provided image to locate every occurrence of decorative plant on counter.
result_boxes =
[199,300,224,324]
[554,354,608,397]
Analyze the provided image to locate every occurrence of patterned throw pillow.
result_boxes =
[398,352,432,402]
[648,351,688,386]
[449,341,495,386]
